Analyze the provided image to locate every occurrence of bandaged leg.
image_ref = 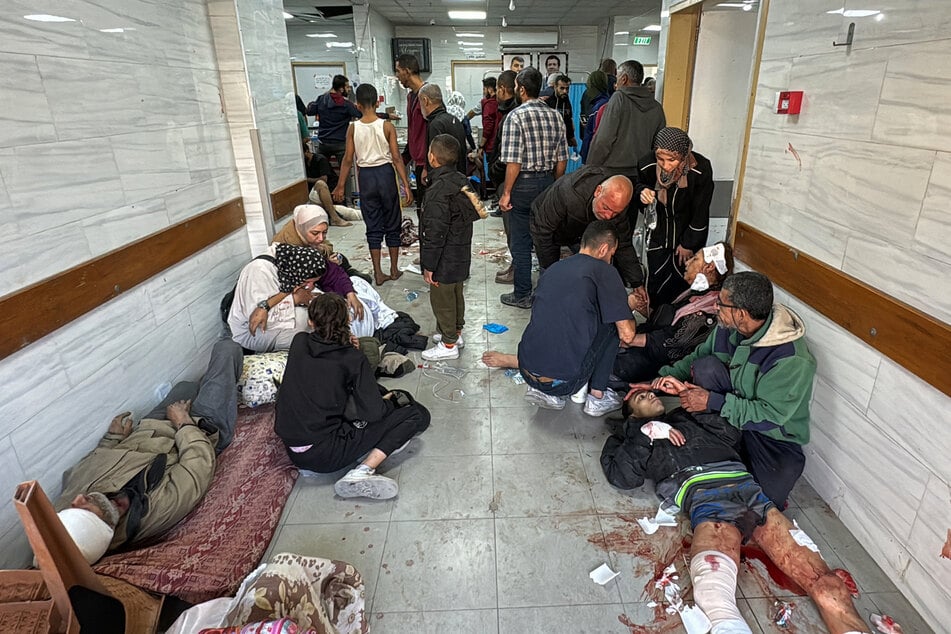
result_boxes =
[689,551,752,634]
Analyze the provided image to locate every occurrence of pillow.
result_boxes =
[237,352,288,407]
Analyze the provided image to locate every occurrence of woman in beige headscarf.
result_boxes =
[272,204,369,283]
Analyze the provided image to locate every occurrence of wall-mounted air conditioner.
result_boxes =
[499,30,559,50]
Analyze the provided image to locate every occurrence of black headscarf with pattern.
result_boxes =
[274,243,327,293]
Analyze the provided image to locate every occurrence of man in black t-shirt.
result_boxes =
[483,221,637,416]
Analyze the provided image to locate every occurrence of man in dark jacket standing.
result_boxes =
[420,135,487,361]
[489,70,519,282]
[542,74,577,150]
[530,166,645,296]
[586,60,665,175]
[307,75,393,164]
[418,83,468,177]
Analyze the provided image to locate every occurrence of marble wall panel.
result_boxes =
[899,557,949,631]
[0,160,10,212]
[163,173,240,224]
[842,0,951,50]
[192,68,227,126]
[0,524,32,569]
[0,53,57,148]
[55,286,158,388]
[800,443,847,514]
[739,196,850,269]
[742,129,817,212]
[0,220,93,296]
[842,234,951,325]
[873,39,951,152]
[805,140,932,247]
[0,1,92,59]
[110,128,193,204]
[867,359,951,482]
[749,58,791,131]
[78,0,192,67]
[783,47,887,141]
[0,339,71,440]
[782,293,881,411]
[144,230,251,325]
[809,378,930,542]
[915,151,951,266]
[834,493,911,585]
[181,123,236,178]
[81,198,170,256]
[0,138,125,236]
[0,438,27,539]
[758,0,845,61]
[905,474,951,626]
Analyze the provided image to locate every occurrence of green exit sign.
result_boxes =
[633,36,652,45]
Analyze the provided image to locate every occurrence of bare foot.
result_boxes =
[331,217,353,227]
[374,272,391,286]
[166,399,193,429]
[390,269,403,281]
[108,412,134,437]
[482,351,518,369]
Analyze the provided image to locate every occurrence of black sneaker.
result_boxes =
[500,292,533,309]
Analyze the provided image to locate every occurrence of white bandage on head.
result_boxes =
[57,508,115,565]
[689,550,752,634]
[701,244,728,275]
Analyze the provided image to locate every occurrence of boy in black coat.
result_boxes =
[420,134,487,361]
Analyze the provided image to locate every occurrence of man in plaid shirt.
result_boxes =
[498,67,568,308]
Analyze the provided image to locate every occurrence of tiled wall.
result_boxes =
[210,0,302,253]
[0,0,250,565]
[736,1,951,627]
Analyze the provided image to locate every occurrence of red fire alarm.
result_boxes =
[776,91,803,115]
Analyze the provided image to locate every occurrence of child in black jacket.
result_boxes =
[420,134,487,361]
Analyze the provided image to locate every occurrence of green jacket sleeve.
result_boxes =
[719,356,815,444]
[659,327,717,380]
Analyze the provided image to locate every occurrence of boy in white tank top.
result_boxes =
[333,83,414,285]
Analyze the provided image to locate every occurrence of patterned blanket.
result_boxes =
[94,405,298,604]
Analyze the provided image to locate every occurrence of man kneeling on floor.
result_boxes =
[601,389,869,634]
[55,339,243,564]
[483,221,637,416]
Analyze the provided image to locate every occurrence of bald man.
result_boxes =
[530,166,645,294]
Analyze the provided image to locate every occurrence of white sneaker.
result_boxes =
[524,387,567,410]
[583,388,624,417]
[570,383,589,404]
[432,332,465,348]
[422,341,460,361]
[334,468,399,499]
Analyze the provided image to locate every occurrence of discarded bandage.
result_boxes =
[636,502,678,535]
[788,519,821,554]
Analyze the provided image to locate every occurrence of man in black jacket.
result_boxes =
[418,83,468,177]
[601,389,870,634]
[530,166,645,300]
[489,70,519,282]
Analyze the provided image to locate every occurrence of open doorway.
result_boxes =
[663,0,762,245]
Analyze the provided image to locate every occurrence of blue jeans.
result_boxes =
[520,323,619,397]
[508,173,553,299]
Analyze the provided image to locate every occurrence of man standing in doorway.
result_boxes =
[498,67,568,309]
[586,59,665,175]
[395,54,428,209]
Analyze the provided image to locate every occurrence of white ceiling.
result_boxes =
[284,0,663,27]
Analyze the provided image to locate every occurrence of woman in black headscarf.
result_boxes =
[634,127,715,308]
[580,70,612,163]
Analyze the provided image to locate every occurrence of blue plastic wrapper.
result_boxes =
[483,323,509,334]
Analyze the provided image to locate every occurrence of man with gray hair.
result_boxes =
[638,271,816,509]
[418,83,468,177]
[530,165,646,297]
[586,59,665,174]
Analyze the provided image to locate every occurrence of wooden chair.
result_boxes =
[0,481,163,633]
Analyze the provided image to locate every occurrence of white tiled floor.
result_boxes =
[263,216,933,633]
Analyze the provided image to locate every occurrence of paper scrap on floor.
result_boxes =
[589,563,619,585]
[637,503,679,535]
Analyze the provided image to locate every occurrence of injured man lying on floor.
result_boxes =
[601,388,870,634]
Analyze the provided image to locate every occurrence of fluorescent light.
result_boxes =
[458,40,482,45]
[326,41,353,48]
[456,32,484,37]
[24,14,75,22]
[99,27,126,33]
[826,8,881,17]
[283,11,294,19]
[448,10,486,20]
[875,12,885,20]
[642,24,662,31]
[614,31,630,35]
[743,4,753,10]
[305,33,338,38]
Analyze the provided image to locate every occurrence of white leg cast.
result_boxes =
[689,550,752,634]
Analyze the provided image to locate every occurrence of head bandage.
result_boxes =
[702,244,728,275]
[57,508,115,565]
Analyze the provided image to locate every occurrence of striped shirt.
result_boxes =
[499,99,568,172]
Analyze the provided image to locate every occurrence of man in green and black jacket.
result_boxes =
[640,271,816,508]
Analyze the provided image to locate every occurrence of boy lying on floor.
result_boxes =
[601,385,869,634]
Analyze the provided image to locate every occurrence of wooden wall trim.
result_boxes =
[662,4,701,130]
[0,198,246,362]
[734,222,951,397]
[271,179,309,222]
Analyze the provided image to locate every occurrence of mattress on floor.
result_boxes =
[94,404,298,604]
